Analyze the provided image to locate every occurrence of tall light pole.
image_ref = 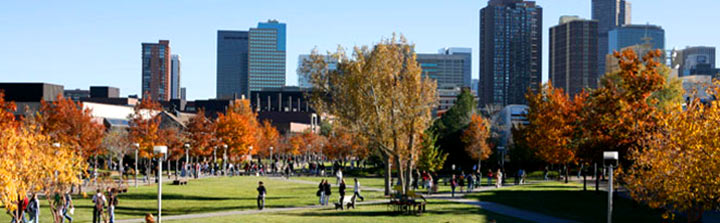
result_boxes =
[133,143,140,188]
[153,145,167,223]
[222,144,228,176]
[184,143,190,178]
[604,151,619,223]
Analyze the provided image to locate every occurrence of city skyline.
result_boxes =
[2,0,719,100]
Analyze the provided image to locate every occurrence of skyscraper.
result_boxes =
[550,16,598,96]
[216,20,286,99]
[141,40,171,101]
[592,0,631,76]
[249,20,286,94]
[417,47,472,89]
[608,24,665,54]
[672,46,716,76]
[216,30,249,99]
[171,54,181,99]
[479,0,542,106]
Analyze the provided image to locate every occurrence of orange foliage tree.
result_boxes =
[129,97,163,159]
[38,95,105,162]
[185,109,215,158]
[525,81,586,182]
[324,126,366,163]
[461,114,492,172]
[215,99,259,161]
[255,120,280,159]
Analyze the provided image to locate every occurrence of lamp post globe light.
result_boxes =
[603,151,619,223]
[153,145,167,223]
[184,143,190,178]
[133,143,140,188]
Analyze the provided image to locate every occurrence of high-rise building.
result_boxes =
[417,47,472,89]
[550,16,599,96]
[249,20,286,94]
[479,0,542,106]
[673,47,717,76]
[608,24,664,54]
[297,54,339,88]
[171,54,181,99]
[216,20,286,99]
[141,40,171,101]
[180,87,187,101]
[593,0,631,76]
[216,30,249,99]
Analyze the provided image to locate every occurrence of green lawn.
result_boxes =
[1,176,384,222]
[293,176,473,194]
[167,200,531,223]
[466,181,665,223]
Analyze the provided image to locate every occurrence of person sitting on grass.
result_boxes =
[257,181,267,210]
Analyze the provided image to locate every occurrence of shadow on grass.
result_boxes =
[468,189,664,222]
[119,193,296,201]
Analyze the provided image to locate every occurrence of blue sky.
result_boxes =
[1,0,718,100]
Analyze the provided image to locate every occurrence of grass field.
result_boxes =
[167,200,531,223]
[466,181,665,223]
[0,176,384,222]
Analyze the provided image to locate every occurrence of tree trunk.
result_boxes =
[395,155,405,195]
[564,164,569,183]
[595,162,600,193]
[582,164,587,191]
[384,155,391,196]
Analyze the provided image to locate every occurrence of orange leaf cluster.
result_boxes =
[38,95,105,159]
[462,114,492,161]
[129,97,163,158]
[215,99,259,159]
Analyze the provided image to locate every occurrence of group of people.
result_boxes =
[91,187,120,223]
[316,178,364,209]
[7,190,75,223]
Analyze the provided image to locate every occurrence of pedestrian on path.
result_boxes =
[353,178,365,201]
[458,172,465,193]
[467,173,475,191]
[543,166,549,181]
[108,188,118,223]
[92,189,106,223]
[450,175,457,197]
[495,169,503,188]
[338,179,347,209]
[487,170,493,186]
[336,168,343,186]
[317,179,326,205]
[26,193,39,223]
[257,181,267,210]
[61,190,74,223]
[323,180,332,206]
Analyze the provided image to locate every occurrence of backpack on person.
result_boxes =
[95,197,104,210]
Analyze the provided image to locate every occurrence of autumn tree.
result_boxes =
[102,129,132,174]
[462,114,492,172]
[433,88,477,168]
[324,125,367,165]
[625,91,720,222]
[185,109,215,159]
[129,97,163,180]
[305,35,436,195]
[255,120,280,159]
[216,99,259,168]
[37,95,105,168]
[525,81,585,183]
[417,130,447,172]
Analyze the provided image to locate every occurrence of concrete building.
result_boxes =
[417,47,472,89]
[250,86,317,134]
[90,86,120,98]
[593,0,631,76]
[672,47,717,77]
[64,89,90,101]
[141,40,171,101]
[680,75,713,101]
[0,83,64,116]
[436,87,478,116]
[479,0,542,106]
[550,16,599,96]
[217,20,286,99]
[171,54,181,99]
[297,54,340,88]
[180,87,187,101]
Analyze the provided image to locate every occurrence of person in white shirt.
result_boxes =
[91,189,106,223]
[353,178,365,201]
[336,168,343,186]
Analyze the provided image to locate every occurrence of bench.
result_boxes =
[172,179,188,185]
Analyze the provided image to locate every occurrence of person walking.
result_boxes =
[318,179,326,205]
[458,173,465,193]
[495,169,503,188]
[450,175,457,197]
[108,188,118,223]
[323,180,332,206]
[92,189,106,223]
[543,166,549,181]
[61,190,74,223]
[257,181,267,210]
[353,178,364,201]
[426,174,434,195]
[467,173,474,192]
[26,193,39,223]
[486,170,493,186]
[335,168,343,186]
[338,179,347,209]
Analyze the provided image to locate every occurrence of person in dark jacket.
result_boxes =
[257,181,267,210]
[323,180,332,206]
[338,179,347,209]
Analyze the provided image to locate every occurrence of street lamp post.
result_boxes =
[154,146,167,223]
[184,143,190,178]
[133,143,140,188]
[604,151,619,223]
[222,144,228,176]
